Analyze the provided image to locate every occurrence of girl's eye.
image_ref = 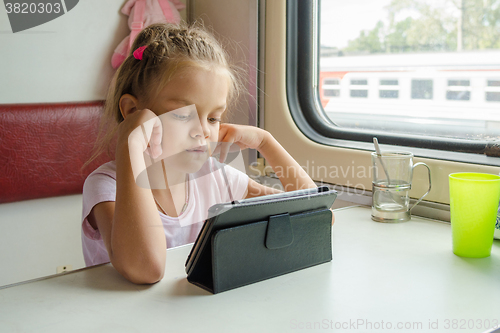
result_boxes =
[208,117,222,124]
[172,113,191,121]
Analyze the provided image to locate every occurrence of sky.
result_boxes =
[320,0,393,48]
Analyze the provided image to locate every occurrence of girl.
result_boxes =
[82,22,319,285]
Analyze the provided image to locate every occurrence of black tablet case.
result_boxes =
[185,187,337,294]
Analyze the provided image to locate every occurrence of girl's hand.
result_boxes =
[215,123,269,162]
[117,108,163,160]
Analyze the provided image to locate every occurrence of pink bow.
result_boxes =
[133,45,148,60]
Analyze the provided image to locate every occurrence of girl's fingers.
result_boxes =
[215,125,247,163]
[211,141,242,164]
[211,141,221,157]
[212,141,229,163]
[218,141,232,163]
[216,125,232,163]
[134,113,163,160]
[149,117,163,159]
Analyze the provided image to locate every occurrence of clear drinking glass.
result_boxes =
[371,151,431,222]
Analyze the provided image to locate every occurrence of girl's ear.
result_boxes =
[119,94,140,120]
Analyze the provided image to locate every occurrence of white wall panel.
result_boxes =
[0,0,187,104]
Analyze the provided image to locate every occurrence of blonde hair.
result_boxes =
[86,22,243,167]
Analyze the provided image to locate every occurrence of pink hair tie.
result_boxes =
[133,45,148,60]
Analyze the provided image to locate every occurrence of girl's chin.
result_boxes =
[177,154,209,173]
[148,152,209,175]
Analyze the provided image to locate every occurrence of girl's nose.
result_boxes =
[190,119,210,139]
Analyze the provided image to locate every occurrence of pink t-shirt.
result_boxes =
[81,157,249,267]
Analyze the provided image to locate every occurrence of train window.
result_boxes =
[447,91,470,101]
[287,0,500,161]
[449,80,470,86]
[324,89,340,97]
[446,79,470,101]
[322,78,340,98]
[486,92,500,102]
[486,80,500,102]
[411,80,433,100]
[380,90,399,99]
[379,79,399,98]
[324,78,340,85]
[350,90,368,98]
[350,79,368,98]
[380,80,398,86]
[351,79,368,85]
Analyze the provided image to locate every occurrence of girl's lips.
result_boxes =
[186,146,207,153]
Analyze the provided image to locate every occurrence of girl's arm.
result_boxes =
[217,124,316,196]
[217,124,335,224]
[89,109,167,284]
[256,131,317,191]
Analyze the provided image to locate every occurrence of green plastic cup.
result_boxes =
[449,172,500,258]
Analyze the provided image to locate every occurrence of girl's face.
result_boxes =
[147,66,229,173]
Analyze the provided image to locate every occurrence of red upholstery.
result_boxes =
[0,101,114,203]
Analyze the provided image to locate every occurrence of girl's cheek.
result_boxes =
[163,119,189,134]
[211,128,220,142]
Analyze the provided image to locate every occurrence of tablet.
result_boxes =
[185,186,337,275]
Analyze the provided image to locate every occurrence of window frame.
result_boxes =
[285,0,500,166]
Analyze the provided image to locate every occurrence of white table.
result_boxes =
[1,206,499,333]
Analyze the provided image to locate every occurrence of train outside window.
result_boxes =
[319,0,500,141]
[446,79,470,101]
[349,79,368,98]
[486,80,500,102]
[322,78,340,98]
[411,79,433,100]
[379,79,399,99]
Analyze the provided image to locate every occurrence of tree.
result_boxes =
[344,21,385,54]
[385,0,454,51]
[385,17,413,53]
[340,0,500,54]
[457,0,500,49]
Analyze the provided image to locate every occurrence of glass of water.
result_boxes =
[371,151,431,222]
